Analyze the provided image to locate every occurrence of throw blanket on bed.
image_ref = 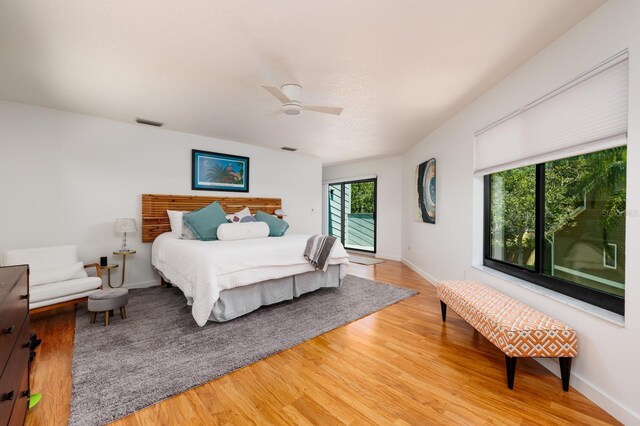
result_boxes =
[304,235,338,272]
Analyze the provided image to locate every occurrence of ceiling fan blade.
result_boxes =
[262,86,291,104]
[303,105,343,116]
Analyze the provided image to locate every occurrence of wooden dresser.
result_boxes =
[0,265,30,426]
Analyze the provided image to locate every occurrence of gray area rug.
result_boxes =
[69,275,416,425]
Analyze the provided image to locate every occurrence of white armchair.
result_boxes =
[2,245,103,312]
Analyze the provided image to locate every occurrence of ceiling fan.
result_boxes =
[262,84,343,116]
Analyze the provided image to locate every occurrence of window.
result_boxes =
[328,178,377,253]
[603,243,617,269]
[484,147,626,314]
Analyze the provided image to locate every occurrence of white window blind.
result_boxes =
[474,51,628,176]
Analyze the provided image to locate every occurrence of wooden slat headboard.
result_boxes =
[141,194,282,242]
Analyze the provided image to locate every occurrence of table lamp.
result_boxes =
[114,218,137,252]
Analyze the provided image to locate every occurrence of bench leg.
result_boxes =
[440,301,447,322]
[505,355,517,389]
[559,357,572,391]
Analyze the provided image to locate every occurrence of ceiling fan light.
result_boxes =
[282,103,301,115]
[281,84,303,102]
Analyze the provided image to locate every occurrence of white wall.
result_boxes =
[0,101,322,287]
[401,0,640,423]
[323,157,403,260]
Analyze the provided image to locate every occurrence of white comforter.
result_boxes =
[152,233,350,326]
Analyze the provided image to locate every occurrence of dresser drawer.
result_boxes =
[0,267,26,309]
[0,320,30,424]
[6,367,29,426]
[0,277,28,375]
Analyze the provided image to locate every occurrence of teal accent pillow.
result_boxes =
[183,202,228,241]
[255,210,289,237]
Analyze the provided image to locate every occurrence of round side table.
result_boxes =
[99,264,119,288]
[113,250,136,287]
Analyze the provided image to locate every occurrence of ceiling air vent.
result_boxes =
[136,118,164,127]
[281,147,297,152]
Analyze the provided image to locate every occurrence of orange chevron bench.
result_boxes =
[436,280,577,391]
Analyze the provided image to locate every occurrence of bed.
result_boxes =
[143,194,350,326]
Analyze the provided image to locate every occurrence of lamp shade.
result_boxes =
[114,218,137,234]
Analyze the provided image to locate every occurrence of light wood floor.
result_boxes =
[26,261,619,425]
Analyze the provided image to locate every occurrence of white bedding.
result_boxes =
[152,233,350,326]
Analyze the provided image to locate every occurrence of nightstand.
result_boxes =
[99,264,119,288]
[113,250,136,287]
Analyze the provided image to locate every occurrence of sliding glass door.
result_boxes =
[328,178,377,253]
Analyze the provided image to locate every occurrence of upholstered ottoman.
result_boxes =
[436,280,577,390]
[88,288,129,326]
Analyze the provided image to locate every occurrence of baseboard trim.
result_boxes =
[400,259,638,425]
[400,257,438,286]
[375,253,401,261]
[536,358,639,424]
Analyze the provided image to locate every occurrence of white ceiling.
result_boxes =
[0,0,605,164]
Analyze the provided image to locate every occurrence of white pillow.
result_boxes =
[30,262,88,286]
[225,207,253,223]
[167,210,185,236]
[217,222,269,241]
